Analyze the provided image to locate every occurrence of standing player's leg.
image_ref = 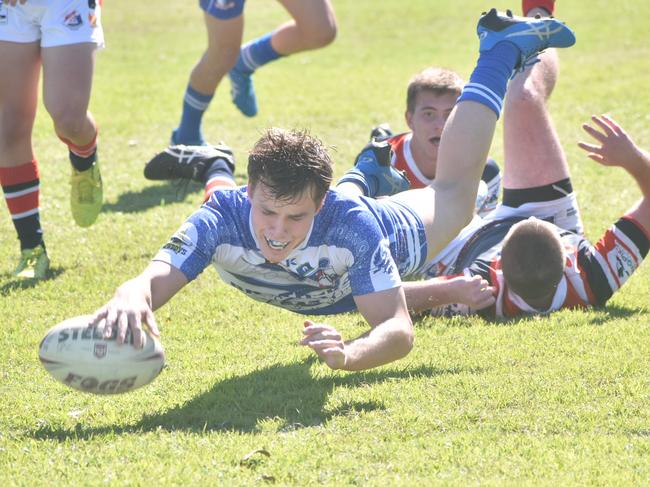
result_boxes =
[172,9,244,145]
[42,42,103,228]
[229,0,336,117]
[0,40,49,279]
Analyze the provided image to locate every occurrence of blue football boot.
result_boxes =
[478,8,575,73]
[228,64,258,118]
[338,139,410,197]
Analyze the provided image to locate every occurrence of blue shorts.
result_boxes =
[200,0,245,20]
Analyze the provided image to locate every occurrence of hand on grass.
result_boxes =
[300,320,346,370]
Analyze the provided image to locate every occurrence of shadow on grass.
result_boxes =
[418,303,642,329]
[29,359,474,441]
[102,181,202,214]
[0,267,65,296]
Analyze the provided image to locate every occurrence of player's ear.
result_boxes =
[405,110,415,131]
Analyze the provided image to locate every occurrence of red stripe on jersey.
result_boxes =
[592,231,622,288]
[388,133,430,189]
[6,191,39,215]
[562,280,590,309]
[0,160,39,186]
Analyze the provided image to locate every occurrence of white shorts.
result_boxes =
[0,0,104,48]
[421,192,584,278]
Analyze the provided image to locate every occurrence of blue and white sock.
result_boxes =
[457,42,520,118]
[173,84,214,145]
[234,33,282,74]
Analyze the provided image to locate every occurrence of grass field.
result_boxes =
[2,0,650,485]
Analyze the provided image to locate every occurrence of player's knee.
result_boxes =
[50,110,88,140]
[0,114,32,148]
[202,45,240,76]
[303,20,337,49]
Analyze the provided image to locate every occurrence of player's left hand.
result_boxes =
[300,320,346,370]
[578,115,647,170]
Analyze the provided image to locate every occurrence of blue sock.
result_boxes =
[173,85,214,145]
[234,33,282,74]
[457,42,520,118]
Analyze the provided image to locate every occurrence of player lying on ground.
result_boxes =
[92,10,575,370]
[337,66,501,216]
[403,42,650,318]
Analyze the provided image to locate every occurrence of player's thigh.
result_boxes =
[0,41,40,155]
[41,43,96,121]
[277,0,336,36]
[203,11,244,67]
[389,186,437,238]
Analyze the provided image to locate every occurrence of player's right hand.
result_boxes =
[90,279,160,349]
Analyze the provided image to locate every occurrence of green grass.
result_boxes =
[2,0,650,484]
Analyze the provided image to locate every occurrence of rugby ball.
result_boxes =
[39,315,165,394]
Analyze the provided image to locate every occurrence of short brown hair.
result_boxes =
[501,219,566,301]
[406,67,465,113]
[248,128,333,204]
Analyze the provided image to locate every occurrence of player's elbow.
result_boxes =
[392,321,415,359]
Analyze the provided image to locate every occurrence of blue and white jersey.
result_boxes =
[153,188,427,315]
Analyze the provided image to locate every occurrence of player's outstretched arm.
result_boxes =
[402,275,496,314]
[91,261,188,349]
[301,287,414,371]
[579,114,650,230]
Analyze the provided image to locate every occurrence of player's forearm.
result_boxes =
[627,148,650,199]
[342,318,414,371]
[403,278,459,313]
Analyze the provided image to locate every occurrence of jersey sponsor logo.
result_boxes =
[63,11,83,30]
[163,222,197,255]
[607,244,636,286]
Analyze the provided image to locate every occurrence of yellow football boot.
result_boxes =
[70,161,103,227]
[13,245,50,280]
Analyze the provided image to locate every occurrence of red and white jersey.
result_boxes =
[385,132,501,215]
[462,216,649,318]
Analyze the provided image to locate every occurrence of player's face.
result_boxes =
[248,182,323,263]
[405,90,458,172]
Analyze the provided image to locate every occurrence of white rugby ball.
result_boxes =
[39,315,165,394]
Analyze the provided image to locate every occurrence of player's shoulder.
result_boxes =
[315,190,383,238]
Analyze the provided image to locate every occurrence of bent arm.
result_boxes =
[579,114,650,232]
[343,286,414,371]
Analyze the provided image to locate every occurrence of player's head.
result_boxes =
[247,128,333,263]
[406,67,464,113]
[500,218,566,307]
[405,67,465,169]
[248,128,333,204]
